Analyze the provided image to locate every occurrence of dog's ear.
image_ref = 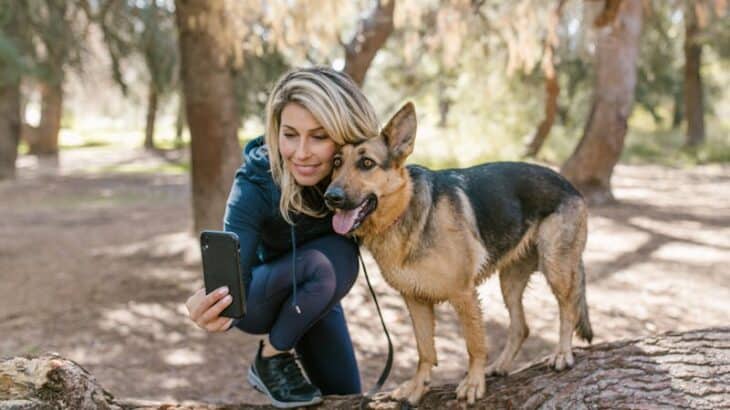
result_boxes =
[382,102,416,166]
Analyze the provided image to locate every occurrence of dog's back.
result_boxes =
[409,162,582,264]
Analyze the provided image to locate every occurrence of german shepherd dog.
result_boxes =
[324,102,593,405]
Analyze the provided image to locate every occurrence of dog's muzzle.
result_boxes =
[325,185,378,235]
[324,186,346,209]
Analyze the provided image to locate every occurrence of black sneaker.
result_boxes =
[247,341,323,408]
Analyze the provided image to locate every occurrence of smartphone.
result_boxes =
[200,230,246,318]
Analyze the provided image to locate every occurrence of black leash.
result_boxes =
[357,245,394,399]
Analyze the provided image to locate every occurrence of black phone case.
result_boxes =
[200,230,246,318]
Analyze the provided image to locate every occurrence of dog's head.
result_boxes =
[324,102,417,236]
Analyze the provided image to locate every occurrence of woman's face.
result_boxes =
[278,103,337,187]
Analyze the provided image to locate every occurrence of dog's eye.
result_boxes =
[360,158,375,170]
[333,157,342,168]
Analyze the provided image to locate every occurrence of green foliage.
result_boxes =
[0,1,34,86]
[371,0,730,168]
[634,3,683,126]
[622,128,730,166]
[98,161,189,175]
[6,0,726,171]
[235,48,290,121]
[7,0,89,87]
[138,1,178,96]
[90,0,179,98]
[0,33,25,86]
[93,0,136,95]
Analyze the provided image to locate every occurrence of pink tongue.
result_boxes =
[333,208,359,235]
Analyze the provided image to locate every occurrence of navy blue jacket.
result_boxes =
[223,136,337,286]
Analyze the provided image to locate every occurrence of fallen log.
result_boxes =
[1,327,728,409]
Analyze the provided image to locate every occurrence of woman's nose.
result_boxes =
[294,137,311,159]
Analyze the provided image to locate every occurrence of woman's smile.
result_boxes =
[292,162,323,177]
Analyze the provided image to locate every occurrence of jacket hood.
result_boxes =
[240,136,271,184]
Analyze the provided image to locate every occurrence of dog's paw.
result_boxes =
[547,349,574,371]
[389,381,412,401]
[391,378,429,405]
[455,371,486,404]
[485,362,509,377]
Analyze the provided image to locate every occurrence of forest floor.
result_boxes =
[1,145,729,405]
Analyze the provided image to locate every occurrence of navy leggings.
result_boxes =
[233,234,361,394]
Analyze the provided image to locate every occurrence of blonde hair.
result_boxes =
[265,67,379,224]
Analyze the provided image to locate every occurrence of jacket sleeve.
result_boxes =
[222,173,269,330]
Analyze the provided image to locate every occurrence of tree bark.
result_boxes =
[28,82,63,157]
[343,0,396,87]
[683,1,705,148]
[593,0,623,28]
[0,5,23,181]
[175,92,185,148]
[175,0,241,233]
[0,82,21,180]
[672,86,684,129]
[523,0,566,158]
[2,328,728,409]
[144,81,158,150]
[561,0,642,205]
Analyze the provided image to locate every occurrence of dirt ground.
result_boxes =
[1,146,729,405]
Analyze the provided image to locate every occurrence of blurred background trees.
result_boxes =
[0,0,728,230]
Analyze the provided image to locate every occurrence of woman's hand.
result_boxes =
[186,286,235,332]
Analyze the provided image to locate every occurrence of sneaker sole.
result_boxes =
[247,366,323,409]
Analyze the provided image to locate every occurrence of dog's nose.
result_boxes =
[324,187,346,208]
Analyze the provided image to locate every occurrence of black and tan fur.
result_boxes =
[324,102,593,404]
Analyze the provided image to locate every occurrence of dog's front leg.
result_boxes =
[450,290,487,404]
[391,295,436,405]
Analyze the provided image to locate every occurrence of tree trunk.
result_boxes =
[593,0,623,28]
[144,81,158,150]
[683,1,705,148]
[672,86,684,129]
[28,82,63,157]
[2,327,728,409]
[0,4,23,181]
[523,0,566,158]
[343,0,395,87]
[175,0,241,233]
[0,82,21,180]
[561,0,642,205]
[175,92,185,148]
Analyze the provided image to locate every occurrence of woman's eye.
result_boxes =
[313,134,329,140]
[283,133,296,139]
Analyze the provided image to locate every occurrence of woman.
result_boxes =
[185,66,380,408]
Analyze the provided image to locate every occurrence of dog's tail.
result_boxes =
[575,258,593,343]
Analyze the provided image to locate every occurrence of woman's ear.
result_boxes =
[381,102,417,166]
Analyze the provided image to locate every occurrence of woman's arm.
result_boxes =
[186,173,270,332]
[223,175,269,289]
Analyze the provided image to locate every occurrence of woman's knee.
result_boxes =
[309,235,359,289]
[299,249,337,295]
[327,238,360,297]
[232,317,269,335]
